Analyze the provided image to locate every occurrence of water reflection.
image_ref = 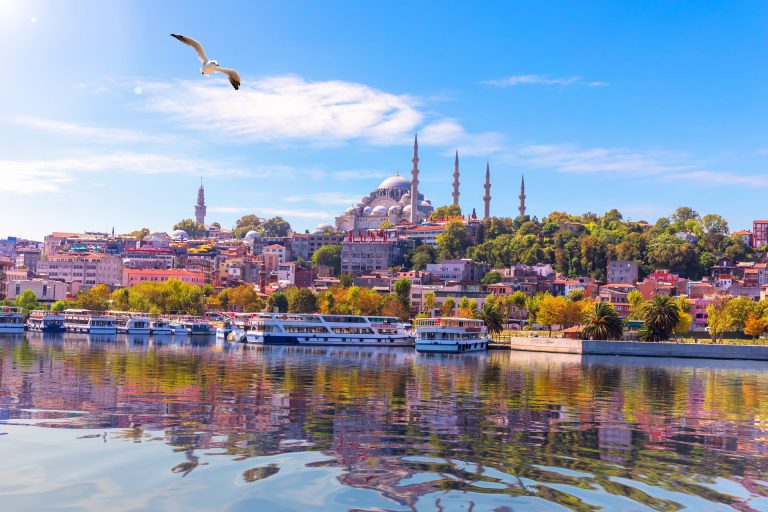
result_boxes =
[1,333,768,511]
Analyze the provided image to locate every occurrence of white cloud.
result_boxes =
[482,74,607,88]
[13,117,173,144]
[284,192,362,206]
[210,206,334,219]
[140,75,426,145]
[0,152,279,195]
[420,119,505,156]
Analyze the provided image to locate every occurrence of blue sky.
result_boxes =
[1,0,767,240]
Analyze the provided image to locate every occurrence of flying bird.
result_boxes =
[170,34,241,90]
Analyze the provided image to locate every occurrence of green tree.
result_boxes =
[429,204,462,220]
[640,295,680,341]
[261,217,291,237]
[15,290,39,315]
[408,245,437,270]
[339,273,354,287]
[128,227,150,241]
[476,302,504,335]
[627,290,645,320]
[436,220,472,260]
[172,219,207,239]
[76,284,112,311]
[481,270,503,286]
[582,302,624,340]
[312,245,342,276]
[268,292,289,313]
[51,300,70,312]
[567,289,584,302]
[393,278,412,313]
[234,215,262,238]
[423,291,436,316]
[440,298,455,317]
[288,288,318,313]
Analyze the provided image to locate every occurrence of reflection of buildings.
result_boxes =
[2,336,768,508]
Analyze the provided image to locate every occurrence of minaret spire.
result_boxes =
[518,174,526,218]
[452,150,460,207]
[195,177,206,225]
[483,162,491,219]
[410,134,420,223]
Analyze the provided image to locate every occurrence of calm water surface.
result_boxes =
[1,333,768,511]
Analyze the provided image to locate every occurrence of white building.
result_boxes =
[7,279,67,302]
[37,253,122,288]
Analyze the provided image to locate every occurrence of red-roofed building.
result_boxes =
[122,268,205,287]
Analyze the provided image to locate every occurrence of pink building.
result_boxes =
[122,268,205,287]
[37,253,122,288]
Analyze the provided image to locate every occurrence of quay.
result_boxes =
[490,337,768,361]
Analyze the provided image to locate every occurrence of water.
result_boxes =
[1,334,768,511]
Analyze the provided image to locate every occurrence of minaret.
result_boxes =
[483,162,491,219]
[195,178,206,225]
[452,150,460,207]
[518,175,527,218]
[410,134,419,223]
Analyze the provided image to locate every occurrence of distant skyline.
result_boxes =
[1,0,767,240]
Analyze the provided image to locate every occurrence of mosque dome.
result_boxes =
[363,206,373,216]
[402,205,412,213]
[372,205,388,215]
[378,174,411,191]
[388,205,401,215]
[171,229,188,240]
[400,192,411,204]
[420,200,431,207]
[244,230,261,239]
[315,222,334,233]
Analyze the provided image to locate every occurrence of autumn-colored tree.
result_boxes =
[744,312,768,340]
[440,298,455,317]
[423,291,436,316]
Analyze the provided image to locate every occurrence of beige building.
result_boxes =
[7,279,67,303]
[37,253,122,288]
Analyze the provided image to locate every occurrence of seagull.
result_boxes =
[170,34,241,90]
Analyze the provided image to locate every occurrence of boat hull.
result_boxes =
[245,333,414,347]
[0,325,25,333]
[415,340,489,353]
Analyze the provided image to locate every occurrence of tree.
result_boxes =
[393,278,412,313]
[706,300,731,343]
[312,245,341,276]
[640,295,680,341]
[76,284,112,311]
[261,217,291,237]
[267,292,289,313]
[567,289,584,302]
[173,219,207,239]
[744,312,768,340]
[339,273,354,288]
[408,245,437,270]
[423,291,436,316]
[582,302,624,340]
[724,296,754,332]
[627,290,645,320]
[51,300,70,312]
[476,302,504,335]
[128,227,150,241]
[379,294,408,320]
[440,298,455,317]
[429,204,462,220]
[436,220,472,260]
[229,285,264,312]
[287,288,318,313]
[15,290,39,315]
[674,311,692,336]
[536,295,563,336]
[481,270,503,286]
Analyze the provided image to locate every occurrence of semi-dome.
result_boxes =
[400,192,411,203]
[372,205,388,215]
[363,206,373,216]
[388,205,401,215]
[402,205,412,213]
[244,230,261,239]
[420,200,431,207]
[171,229,188,240]
[378,174,411,190]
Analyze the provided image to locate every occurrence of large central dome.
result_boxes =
[378,174,411,190]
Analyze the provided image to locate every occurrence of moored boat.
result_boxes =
[245,314,414,346]
[63,309,117,335]
[0,306,25,333]
[150,318,173,335]
[27,310,66,333]
[112,313,151,334]
[171,317,212,336]
[414,317,489,353]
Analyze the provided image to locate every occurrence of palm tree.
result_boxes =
[582,302,624,340]
[640,295,680,341]
[476,302,504,336]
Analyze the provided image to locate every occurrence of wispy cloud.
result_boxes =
[12,117,174,144]
[139,75,425,145]
[481,74,607,88]
[0,153,281,195]
[209,206,334,220]
[420,119,505,156]
[284,192,362,206]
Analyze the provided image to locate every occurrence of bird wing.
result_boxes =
[216,67,241,90]
[171,34,207,63]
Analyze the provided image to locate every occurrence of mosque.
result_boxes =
[333,135,526,232]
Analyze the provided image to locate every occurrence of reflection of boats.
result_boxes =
[0,306,25,333]
[63,309,117,334]
[245,314,414,346]
[27,310,65,333]
[414,317,489,353]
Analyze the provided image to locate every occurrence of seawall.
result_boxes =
[500,337,768,361]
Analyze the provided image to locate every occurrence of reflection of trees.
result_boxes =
[2,336,768,508]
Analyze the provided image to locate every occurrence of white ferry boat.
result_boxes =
[112,313,151,334]
[63,309,118,335]
[150,319,173,335]
[171,317,213,336]
[227,313,255,342]
[414,317,490,354]
[0,306,25,333]
[27,310,66,333]
[245,314,414,346]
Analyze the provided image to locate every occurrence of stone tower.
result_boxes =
[452,150,460,207]
[410,134,419,223]
[483,162,491,219]
[195,178,206,225]
[519,175,526,218]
